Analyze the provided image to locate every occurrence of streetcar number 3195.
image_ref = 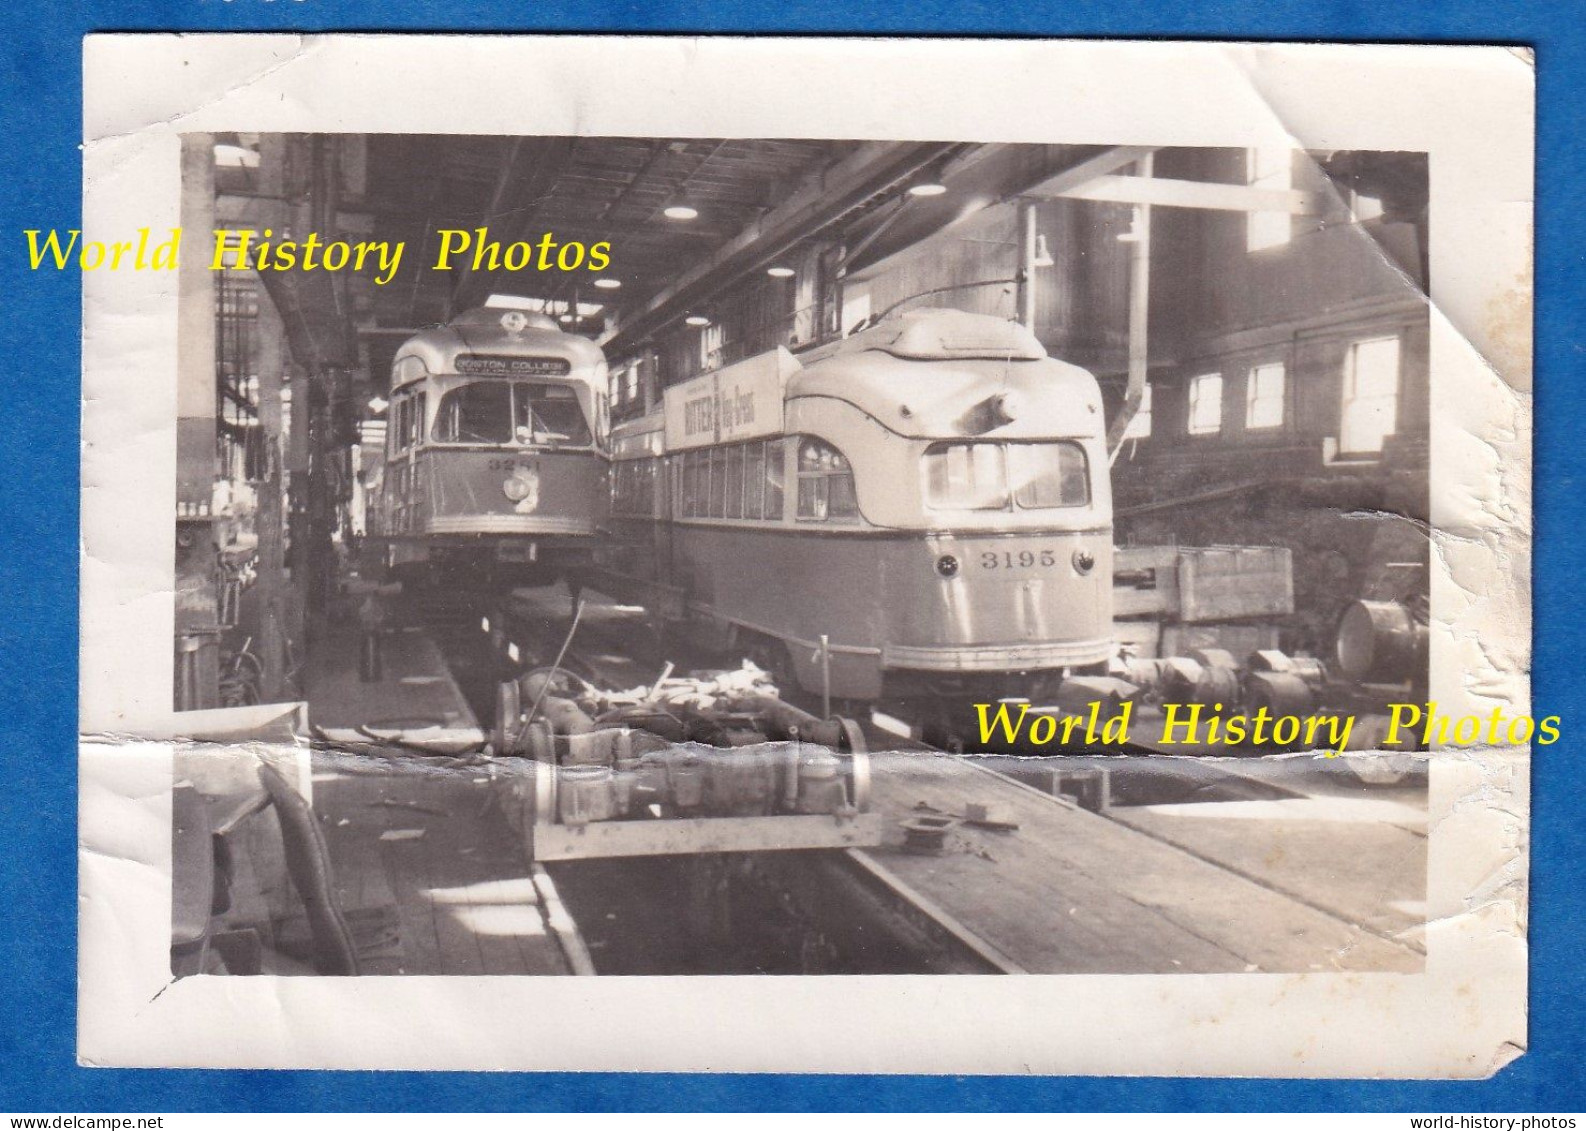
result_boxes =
[980,549,1057,570]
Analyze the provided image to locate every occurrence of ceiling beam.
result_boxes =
[1047,174,1324,215]
[449,136,578,315]
[847,145,1156,282]
[600,140,961,358]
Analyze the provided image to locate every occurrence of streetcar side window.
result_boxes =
[743,442,766,520]
[612,457,657,517]
[675,440,789,521]
[708,448,726,516]
[796,437,859,522]
[764,439,785,521]
[724,445,744,520]
[681,449,706,518]
[389,397,405,455]
[410,391,426,449]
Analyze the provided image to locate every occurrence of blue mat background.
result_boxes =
[3,2,1572,1112]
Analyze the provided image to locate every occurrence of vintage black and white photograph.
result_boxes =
[165,129,1435,979]
[79,34,1529,1075]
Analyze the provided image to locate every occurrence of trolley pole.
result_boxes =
[1016,200,1039,330]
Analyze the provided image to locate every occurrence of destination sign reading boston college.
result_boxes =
[455,355,572,377]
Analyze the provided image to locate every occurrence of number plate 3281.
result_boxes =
[979,549,1058,571]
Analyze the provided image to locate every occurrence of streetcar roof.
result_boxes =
[392,305,605,386]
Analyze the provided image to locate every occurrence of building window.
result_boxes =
[700,323,724,373]
[1350,190,1384,223]
[1245,362,1287,430]
[1187,373,1224,436]
[1341,336,1401,455]
[1121,383,1153,440]
[1246,147,1293,252]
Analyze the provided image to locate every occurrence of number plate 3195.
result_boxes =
[979,549,1057,570]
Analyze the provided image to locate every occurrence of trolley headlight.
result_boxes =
[936,554,961,579]
[503,475,533,502]
[991,391,1023,425]
[1072,549,1096,575]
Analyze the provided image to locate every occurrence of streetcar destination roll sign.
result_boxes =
[455,354,571,376]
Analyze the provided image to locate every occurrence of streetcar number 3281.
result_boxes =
[980,549,1058,570]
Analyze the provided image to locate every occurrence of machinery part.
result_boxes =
[848,750,872,813]
[1247,648,1292,674]
[831,715,868,755]
[1055,675,1138,722]
[558,765,617,825]
[1188,647,1239,670]
[1160,657,1205,701]
[1192,665,1242,708]
[1335,599,1428,685]
[1286,655,1329,690]
[526,718,557,764]
[900,815,955,855]
[1243,671,1318,728]
[533,759,557,825]
[494,679,522,755]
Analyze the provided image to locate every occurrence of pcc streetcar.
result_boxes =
[600,307,1114,707]
[368,304,610,591]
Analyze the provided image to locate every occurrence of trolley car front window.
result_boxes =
[924,441,1089,511]
[431,381,592,447]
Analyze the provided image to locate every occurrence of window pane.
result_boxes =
[1246,147,1293,252]
[433,382,512,444]
[514,382,591,446]
[795,437,857,521]
[827,470,859,519]
[724,445,744,519]
[708,448,726,517]
[1010,443,1090,508]
[797,476,827,520]
[1341,337,1401,454]
[923,443,1009,510]
[1188,374,1223,435]
[683,451,703,517]
[1245,363,1286,430]
[639,459,655,514]
[764,440,784,520]
[743,442,765,519]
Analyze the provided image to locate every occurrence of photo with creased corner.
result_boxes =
[169,134,1431,979]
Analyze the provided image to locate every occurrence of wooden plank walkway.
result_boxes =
[207,621,577,976]
[861,750,1424,975]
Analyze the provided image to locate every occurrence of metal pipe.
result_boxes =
[819,634,832,720]
[1016,200,1039,329]
[1106,152,1154,453]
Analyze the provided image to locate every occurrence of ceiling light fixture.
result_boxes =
[664,204,699,220]
[685,315,711,327]
[593,278,622,290]
[907,181,947,197]
[766,266,796,278]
